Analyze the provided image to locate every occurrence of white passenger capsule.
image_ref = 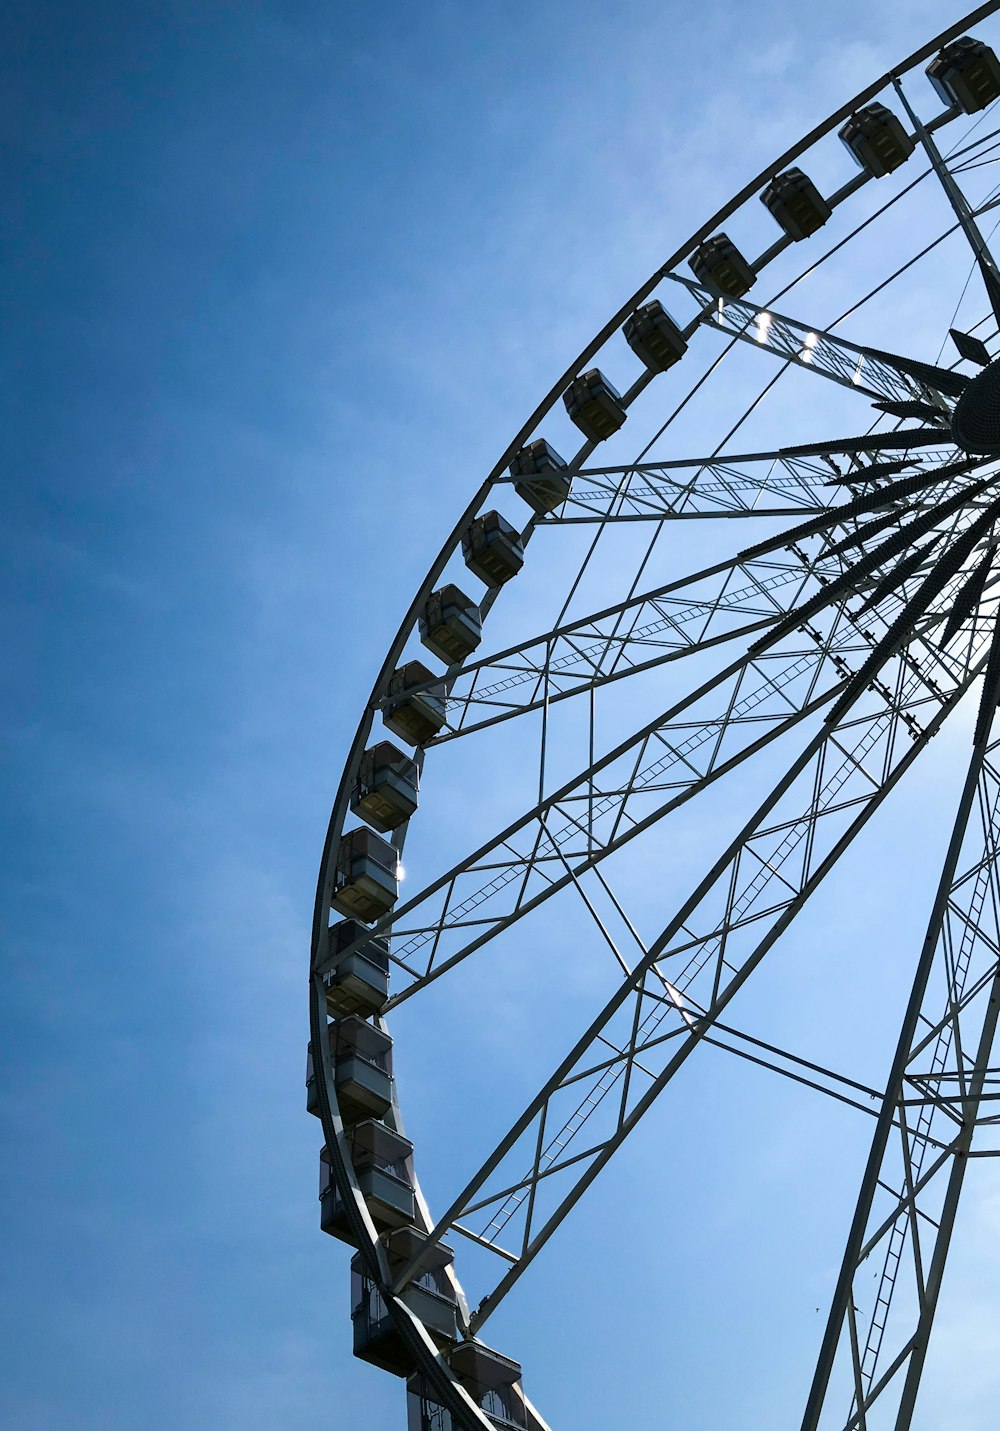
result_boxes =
[319,1120,415,1244]
[351,1226,458,1375]
[409,1341,530,1429]
[688,233,756,299]
[330,1014,395,1122]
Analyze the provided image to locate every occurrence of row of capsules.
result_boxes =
[307,34,1000,1430]
[676,37,1000,313]
[558,36,1000,508]
[470,37,1000,553]
[306,338,640,1426]
[307,414,571,1427]
[305,310,678,1427]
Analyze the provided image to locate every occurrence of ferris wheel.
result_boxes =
[309,6,1000,1427]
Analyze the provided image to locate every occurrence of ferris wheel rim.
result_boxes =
[312,4,1000,951]
[311,8,1000,1430]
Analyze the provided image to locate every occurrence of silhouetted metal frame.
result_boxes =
[310,7,1000,1428]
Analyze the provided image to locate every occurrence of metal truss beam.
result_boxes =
[801,723,1000,1430]
[395,462,980,747]
[367,514,979,1002]
[391,619,993,1327]
[666,274,961,408]
[533,444,960,528]
[894,75,1000,328]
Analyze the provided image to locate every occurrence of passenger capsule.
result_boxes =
[688,233,756,299]
[419,584,482,665]
[462,510,525,587]
[331,1014,395,1122]
[562,367,627,443]
[332,826,400,921]
[383,661,447,747]
[927,36,1000,114]
[308,1017,395,1121]
[320,918,390,1018]
[319,1122,416,1243]
[838,103,915,177]
[761,168,831,241]
[351,741,419,834]
[409,1341,529,1429]
[352,1226,458,1375]
[510,438,571,515]
[623,300,688,372]
[347,1120,415,1230]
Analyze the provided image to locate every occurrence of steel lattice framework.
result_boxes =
[310,8,1000,1429]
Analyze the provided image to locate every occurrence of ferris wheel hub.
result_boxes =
[951,358,1000,454]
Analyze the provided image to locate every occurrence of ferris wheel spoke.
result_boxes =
[666,272,971,407]
[537,449,838,525]
[779,427,958,459]
[403,464,988,745]
[379,665,844,989]
[369,538,986,1008]
[801,707,1000,1431]
[428,550,828,740]
[894,73,1000,328]
[390,627,993,1332]
[738,458,986,563]
[378,632,870,996]
[312,23,1000,1427]
[538,442,971,526]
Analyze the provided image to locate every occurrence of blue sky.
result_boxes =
[5,2,1000,1428]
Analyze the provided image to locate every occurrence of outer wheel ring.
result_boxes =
[311,7,1000,1427]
